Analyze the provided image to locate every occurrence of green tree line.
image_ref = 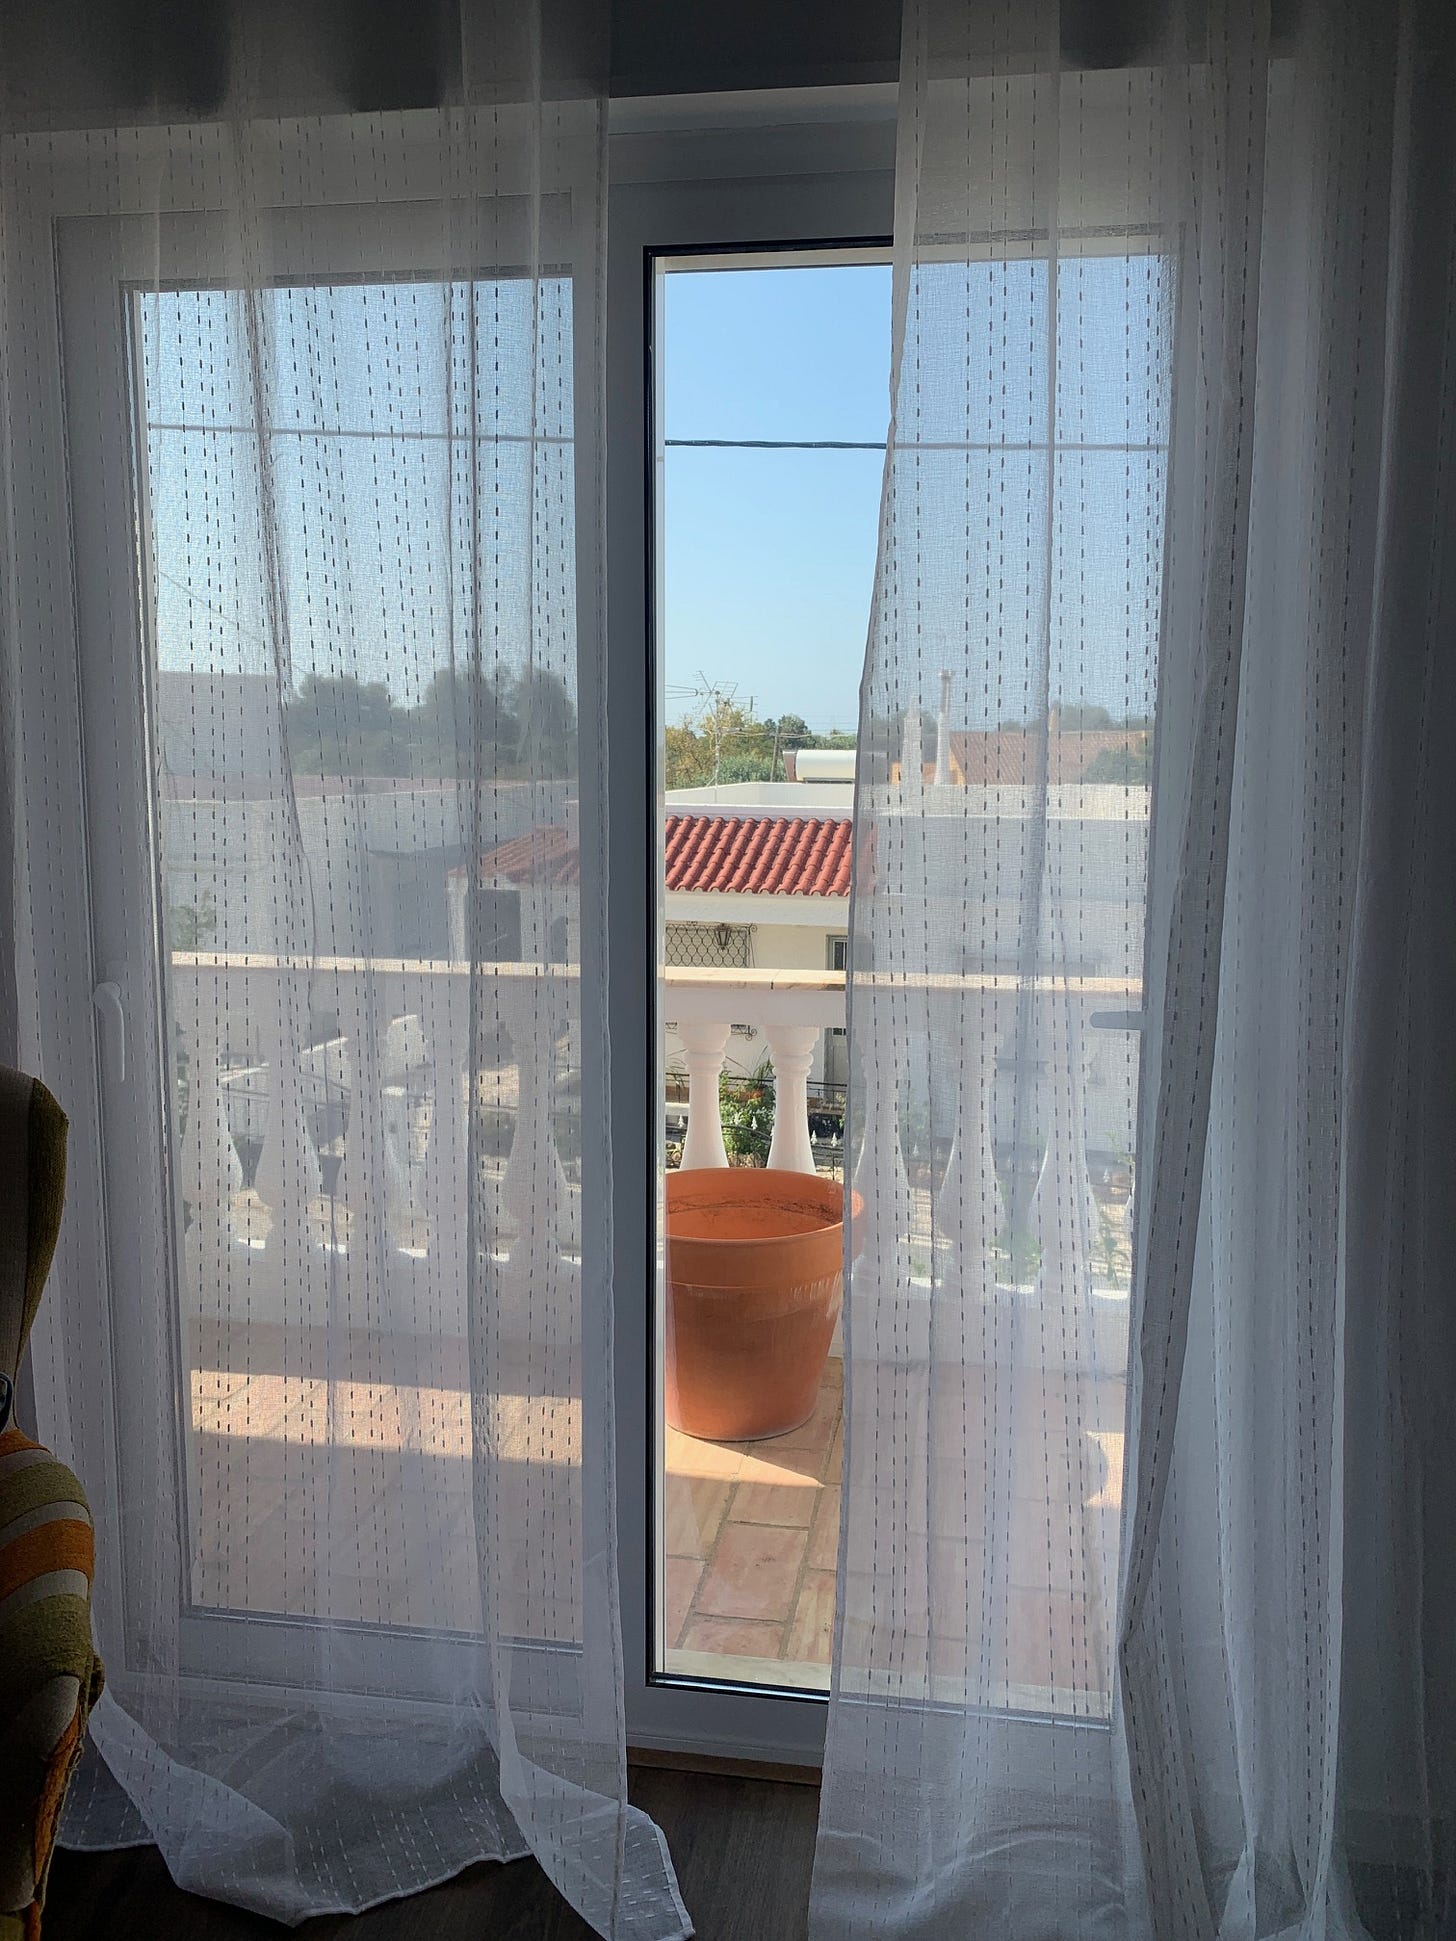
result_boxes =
[283,667,576,778]
[665,695,855,790]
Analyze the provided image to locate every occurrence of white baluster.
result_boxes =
[677,1020,731,1170]
[175,995,243,1308]
[1032,997,1101,1316]
[332,984,390,1276]
[855,1049,911,1226]
[900,706,924,799]
[498,974,569,1248]
[763,1022,819,1175]
[941,1011,1004,1302]
[420,974,471,1323]
[383,1012,427,1246]
[848,1024,917,1352]
[252,984,323,1278]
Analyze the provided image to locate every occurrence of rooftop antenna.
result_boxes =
[934,670,954,786]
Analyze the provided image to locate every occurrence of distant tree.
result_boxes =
[506,664,577,777]
[1081,739,1152,784]
[717,749,777,784]
[762,712,813,754]
[284,673,410,775]
[663,693,857,790]
[283,661,577,781]
[412,664,516,772]
[664,720,712,790]
[169,890,218,951]
[1051,700,1115,731]
[998,705,1150,737]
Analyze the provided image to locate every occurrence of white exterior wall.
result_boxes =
[161,779,566,961]
[665,781,853,812]
[662,894,850,1093]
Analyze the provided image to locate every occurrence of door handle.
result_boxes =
[92,981,126,1085]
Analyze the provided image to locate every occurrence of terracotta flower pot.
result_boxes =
[665,1168,859,1442]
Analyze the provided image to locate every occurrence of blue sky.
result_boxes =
[661,255,1167,737]
[142,258,1165,741]
[662,264,891,733]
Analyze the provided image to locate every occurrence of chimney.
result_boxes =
[934,670,953,785]
[901,707,924,796]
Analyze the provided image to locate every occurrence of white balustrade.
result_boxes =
[939,1011,1004,1302]
[497,975,571,1255]
[332,981,389,1273]
[382,1014,427,1240]
[420,974,470,1315]
[251,987,324,1275]
[763,1023,820,1175]
[173,984,244,1303]
[1031,997,1103,1315]
[677,1020,731,1171]
[164,954,1137,1359]
[853,1032,914,1284]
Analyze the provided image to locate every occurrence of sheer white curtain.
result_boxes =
[0,4,687,1933]
[815,0,1455,1935]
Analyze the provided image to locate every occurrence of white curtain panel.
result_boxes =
[0,4,687,1933]
[815,0,1455,1935]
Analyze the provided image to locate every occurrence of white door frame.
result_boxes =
[602,100,896,1763]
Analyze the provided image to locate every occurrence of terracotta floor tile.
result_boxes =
[806,1486,841,1572]
[665,1556,702,1648]
[675,1615,786,1659]
[663,1475,730,1559]
[1017,1502,1109,1595]
[730,1475,820,1529]
[837,1611,931,1680]
[1084,1429,1124,1508]
[762,1383,842,1465]
[784,1568,836,1665]
[732,1443,823,1485]
[665,1426,743,1482]
[1003,1588,1107,1692]
[694,1523,808,1623]
[926,1537,986,1640]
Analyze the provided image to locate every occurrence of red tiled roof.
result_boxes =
[450,825,580,885]
[947,728,1147,785]
[665,813,852,897]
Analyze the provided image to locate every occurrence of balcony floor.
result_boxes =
[662,1347,1128,1709]
[663,1357,843,1690]
[181,1318,1124,1715]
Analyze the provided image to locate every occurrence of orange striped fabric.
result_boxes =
[0,1428,103,1941]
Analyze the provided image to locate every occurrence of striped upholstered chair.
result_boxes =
[0,1071,102,1940]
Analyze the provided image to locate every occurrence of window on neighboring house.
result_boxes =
[663,920,753,969]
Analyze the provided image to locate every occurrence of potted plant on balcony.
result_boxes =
[719,1057,774,1166]
[665,1158,860,1443]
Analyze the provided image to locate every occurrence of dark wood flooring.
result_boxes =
[44,1764,822,1941]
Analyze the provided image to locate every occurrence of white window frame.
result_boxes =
[41,137,605,1709]
[16,88,1160,1780]
[604,97,896,1764]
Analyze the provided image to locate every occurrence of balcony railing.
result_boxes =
[170,953,1139,1365]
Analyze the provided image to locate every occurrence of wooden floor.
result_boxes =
[44,1764,822,1941]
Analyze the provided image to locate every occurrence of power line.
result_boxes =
[664,437,884,451]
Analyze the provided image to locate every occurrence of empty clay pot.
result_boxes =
[665,1168,857,1442]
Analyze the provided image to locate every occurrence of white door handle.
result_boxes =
[92,981,126,1085]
